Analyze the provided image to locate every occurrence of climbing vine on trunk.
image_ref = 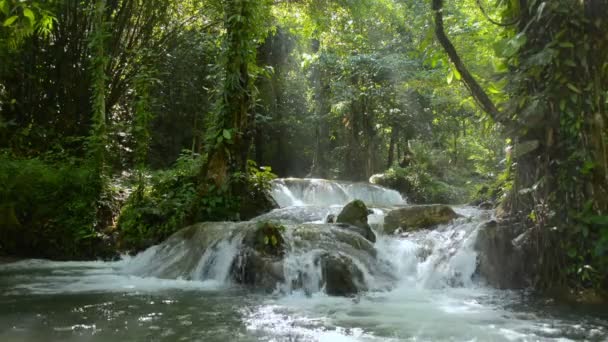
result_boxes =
[433,0,608,290]
[203,0,271,190]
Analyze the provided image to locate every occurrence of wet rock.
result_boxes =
[478,201,494,210]
[239,190,279,221]
[231,222,287,291]
[253,206,340,224]
[336,200,376,243]
[473,220,532,289]
[231,250,285,291]
[292,225,377,257]
[318,253,366,296]
[384,205,459,234]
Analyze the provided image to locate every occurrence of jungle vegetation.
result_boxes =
[0,0,606,294]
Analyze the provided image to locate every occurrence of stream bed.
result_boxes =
[1,179,607,341]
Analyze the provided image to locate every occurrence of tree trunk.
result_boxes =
[387,126,399,169]
[203,0,261,188]
[431,0,500,122]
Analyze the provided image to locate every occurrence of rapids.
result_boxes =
[0,178,606,341]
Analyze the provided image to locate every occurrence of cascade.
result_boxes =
[118,178,487,295]
[3,179,605,341]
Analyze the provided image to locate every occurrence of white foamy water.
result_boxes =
[0,179,606,341]
[271,178,406,207]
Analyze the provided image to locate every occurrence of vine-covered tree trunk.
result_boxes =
[203,0,269,189]
[433,0,608,290]
[506,0,608,289]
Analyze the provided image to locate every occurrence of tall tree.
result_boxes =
[203,0,271,188]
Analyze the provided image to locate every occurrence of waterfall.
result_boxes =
[115,179,488,296]
[270,178,406,207]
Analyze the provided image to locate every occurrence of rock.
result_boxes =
[292,225,377,257]
[478,201,494,210]
[318,253,366,296]
[239,189,279,221]
[231,249,285,291]
[253,206,340,224]
[336,200,376,243]
[473,220,532,289]
[248,221,286,258]
[231,222,287,291]
[383,204,459,234]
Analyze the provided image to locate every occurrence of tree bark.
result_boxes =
[432,0,500,122]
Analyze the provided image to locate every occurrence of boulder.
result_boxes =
[231,221,287,291]
[336,200,376,242]
[319,253,366,296]
[473,220,532,289]
[383,204,459,234]
[478,201,494,210]
[239,190,279,221]
[231,250,285,291]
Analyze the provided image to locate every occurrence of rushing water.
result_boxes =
[1,179,607,341]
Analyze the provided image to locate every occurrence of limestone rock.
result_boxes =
[384,204,458,234]
[473,220,532,289]
[319,253,366,296]
[336,200,376,242]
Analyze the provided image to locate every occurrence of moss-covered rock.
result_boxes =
[383,204,459,234]
[336,200,376,242]
[251,221,286,257]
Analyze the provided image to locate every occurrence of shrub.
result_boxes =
[117,153,277,252]
[0,154,106,259]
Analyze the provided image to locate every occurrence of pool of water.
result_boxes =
[1,256,606,341]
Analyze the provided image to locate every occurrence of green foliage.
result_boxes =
[246,160,276,193]
[380,139,497,204]
[490,0,608,291]
[118,152,206,251]
[117,154,276,252]
[254,221,286,257]
[0,154,106,259]
[0,0,56,48]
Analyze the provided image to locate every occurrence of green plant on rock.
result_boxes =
[254,221,286,257]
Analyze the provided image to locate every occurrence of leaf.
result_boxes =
[222,129,232,140]
[0,1,8,16]
[23,8,36,25]
[453,68,461,81]
[3,15,18,27]
[566,83,582,94]
[446,70,454,85]
[586,215,608,226]
[559,42,574,48]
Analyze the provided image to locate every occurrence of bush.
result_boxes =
[117,154,277,252]
[0,154,107,259]
[381,165,464,204]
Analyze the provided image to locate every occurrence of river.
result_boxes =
[1,179,606,341]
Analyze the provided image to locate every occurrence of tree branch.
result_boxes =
[432,0,501,122]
